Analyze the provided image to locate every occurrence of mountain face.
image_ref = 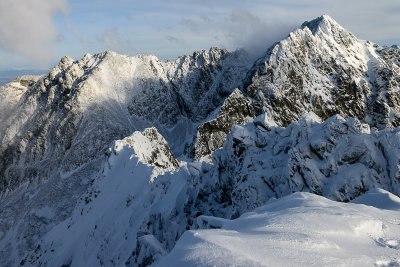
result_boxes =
[246,15,400,129]
[1,15,400,266]
[0,48,251,195]
[14,113,400,266]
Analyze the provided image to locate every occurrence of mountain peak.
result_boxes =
[301,14,344,34]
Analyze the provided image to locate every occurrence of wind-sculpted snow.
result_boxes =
[14,115,400,266]
[159,191,400,266]
[207,113,400,211]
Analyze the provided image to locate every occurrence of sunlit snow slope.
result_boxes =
[159,191,400,267]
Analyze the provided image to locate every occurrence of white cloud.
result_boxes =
[98,28,121,50]
[166,8,294,59]
[223,9,295,57]
[98,27,136,53]
[0,0,67,68]
[2,0,400,70]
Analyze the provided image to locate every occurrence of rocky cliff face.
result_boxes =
[1,15,400,267]
[194,88,255,161]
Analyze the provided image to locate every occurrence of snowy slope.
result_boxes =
[0,75,41,124]
[13,127,188,266]
[159,191,400,267]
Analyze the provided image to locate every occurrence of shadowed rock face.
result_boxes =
[127,47,252,126]
[194,89,255,160]
[246,15,400,129]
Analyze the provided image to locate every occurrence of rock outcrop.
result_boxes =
[110,127,179,182]
[194,89,255,160]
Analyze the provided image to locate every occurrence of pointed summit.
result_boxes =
[301,14,346,35]
[299,14,357,48]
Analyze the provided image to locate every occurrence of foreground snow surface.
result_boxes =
[159,191,400,267]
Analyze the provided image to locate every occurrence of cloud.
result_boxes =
[98,28,121,50]
[98,27,135,53]
[2,0,400,70]
[223,9,295,57]
[168,9,295,58]
[166,35,181,44]
[181,18,199,32]
[0,0,67,68]
[67,20,92,45]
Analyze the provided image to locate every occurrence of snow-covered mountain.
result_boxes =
[246,15,400,129]
[1,15,400,266]
[0,48,251,194]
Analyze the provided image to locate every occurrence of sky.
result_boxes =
[0,0,399,72]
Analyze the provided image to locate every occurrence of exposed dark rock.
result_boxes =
[194,89,255,160]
